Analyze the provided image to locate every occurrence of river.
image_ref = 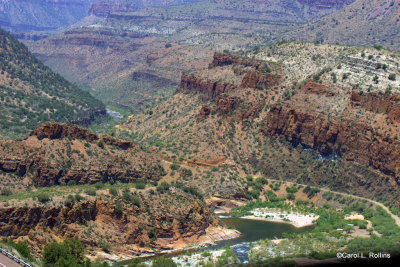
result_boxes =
[116,216,312,265]
[106,109,123,121]
[202,216,312,263]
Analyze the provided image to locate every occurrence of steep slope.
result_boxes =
[285,0,400,50]
[0,188,221,258]
[28,0,354,111]
[0,0,93,32]
[0,122,165,190]
[0,28,105,139]
[116,43,400,206]
[0,122,236,259]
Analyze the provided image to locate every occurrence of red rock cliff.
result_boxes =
[262,104,400,182]
[0,189,217,254]
[178,73,238,100]
[351,91,400,123]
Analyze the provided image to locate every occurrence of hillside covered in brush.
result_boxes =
[285,0,400,50]
[116,42,400,207]
[0,28,105,139]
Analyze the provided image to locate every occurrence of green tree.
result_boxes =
[152,257,177,267]
[43,238,86,266]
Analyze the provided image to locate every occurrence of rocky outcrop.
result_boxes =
[179,74,238,100]
[0,158,28,176]
[0,189,216,254]
[241,70,280,89]
[262,104,400,182]
[71,109,107,126]
[351,91,400,123]
[2,123,164,187]
[208,52,270,70]
[187,155,227,167]
[197,104,211,121]
[179,53,280,101]
[301,80,336,96]
[30,122,99,141]
[214,94,264,120]
[30,122,135,150]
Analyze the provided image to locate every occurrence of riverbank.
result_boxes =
[242,208,319,228]
[109,226,241,264]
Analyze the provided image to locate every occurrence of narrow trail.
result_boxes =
[266,178,400,227]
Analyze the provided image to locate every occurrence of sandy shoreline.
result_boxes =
[241,208,319,228]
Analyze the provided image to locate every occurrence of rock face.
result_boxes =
[31,122,99,142]
[262,103,400,183]
[351,92,400,123]
[0,189,217,254]
[179,73,238,100]
[179,52,277,98]
[240,70,280,89]
[0,123,164,188]
[179,53,279,119]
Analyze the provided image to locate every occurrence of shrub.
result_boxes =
[1,188,12,196]
[267,190,279,202]
[114,203,123,215]
[152,257,177,267]
[303,186,320,198]
[109,188,118,197]
[286,186,298,194]
[67,180,76,186]
[84,188,96,196]
[157,182,170,193]
[37,193,51,203]
[65,194,75,205]
[287,193,295,201]
[388,73,396,81]
[94,182,104,189]
[131,194,141,207]
[183,186,203,199]
[8,241,32,260]
[255,177,268,185]
[98,140,105,148]
[127,258,142,267]
[43,238,85,266]
[170,163,180,170]
[135,179,146,189]
[74,194,85,202]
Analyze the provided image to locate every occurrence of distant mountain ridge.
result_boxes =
[0,0,355,32]
[27,0,356,111]
[0,0,93,32]
[89,0,201,17]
